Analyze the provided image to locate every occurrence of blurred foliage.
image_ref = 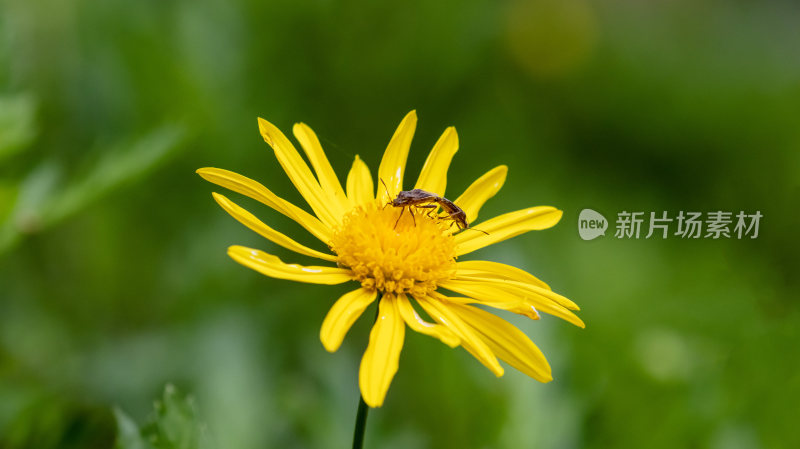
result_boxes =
[0,94,35,162]
[114,385,214,449]
[1,0,799,448]
[0,124,185,253]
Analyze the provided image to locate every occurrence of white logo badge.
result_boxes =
[578,209,607,240]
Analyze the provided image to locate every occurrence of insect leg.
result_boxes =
[394,206,406,229]
[416,204,438,218]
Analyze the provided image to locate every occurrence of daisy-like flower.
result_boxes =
[197,111,583,408]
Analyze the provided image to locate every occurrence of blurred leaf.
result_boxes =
[0,162,61,252]
[0,93,36,162]
[115,385,214,449]
[8,161,62,233]
[113,408,154,449]
[0,182,17,220]
[46,125,186,225]
[0,125,185,254]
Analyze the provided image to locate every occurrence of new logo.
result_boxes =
[578,209,608,240]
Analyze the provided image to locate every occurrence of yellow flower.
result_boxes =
[197,111,583,408]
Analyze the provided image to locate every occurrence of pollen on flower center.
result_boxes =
[330,201,457,297]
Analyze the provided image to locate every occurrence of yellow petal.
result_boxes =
[441,294,541,320]
[227,245,353,285]
[417,295,504,376]
[359,296,405,407]
[440,279,585,328]
[212,193,336,262]
[396,295,459,348]
[196,167,331,243]
[377,111,417,202]
[454,165,507,224]
[455,270,579,311]
[450,302,552,382]
[346,155,375,207]
[320,288,378,352]
[455,259,551,291]
[293,123,350,210]
[258,118,344,227]
[414,126,458,196]
[454,207,563,256]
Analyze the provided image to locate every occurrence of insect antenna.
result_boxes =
[463,227,490,236]
[380,178,392,208]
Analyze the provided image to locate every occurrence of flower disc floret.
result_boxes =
[331,201,456,297]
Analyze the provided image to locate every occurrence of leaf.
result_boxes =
[115,384,214,449]
[0,93,37,162]
[8,162,62,233]
[45,125,186,225]
[0,124,185,255]
[0,162,61,252]
[114,408,155,449]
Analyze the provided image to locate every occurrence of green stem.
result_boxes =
[352,298,382,449]
[352,393,370,449]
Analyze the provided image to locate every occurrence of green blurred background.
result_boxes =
[1,0,798,447]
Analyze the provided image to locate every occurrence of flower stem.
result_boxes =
[352,393,370,449]
[352,298,381,449]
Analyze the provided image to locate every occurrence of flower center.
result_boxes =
[330,201,457,297]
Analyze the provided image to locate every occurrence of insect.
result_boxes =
[381,180,488,234]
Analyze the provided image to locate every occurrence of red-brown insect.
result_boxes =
[381,180,488,234]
